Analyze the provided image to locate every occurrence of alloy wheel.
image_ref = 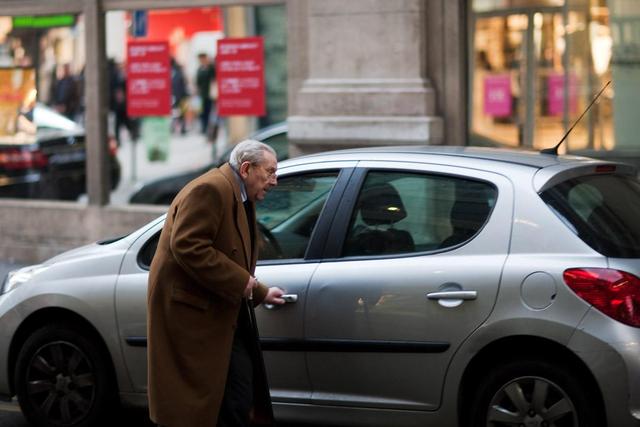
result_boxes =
[486,376,577,427]
[24,340,96,426]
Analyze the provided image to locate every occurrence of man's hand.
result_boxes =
[263,287,286,305]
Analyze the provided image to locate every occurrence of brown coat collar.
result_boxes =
[219,163,258,270]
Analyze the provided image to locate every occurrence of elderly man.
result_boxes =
[147,139,285,427]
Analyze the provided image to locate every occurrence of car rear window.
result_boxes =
[540,173,640,258]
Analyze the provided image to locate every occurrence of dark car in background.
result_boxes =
[0,104,120,200]
[129,121,287,205]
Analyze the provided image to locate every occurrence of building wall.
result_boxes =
[286,0,449,156]
[0,200,165,263]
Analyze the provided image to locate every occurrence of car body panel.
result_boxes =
[304,161,512,411]
[0,246,128,397]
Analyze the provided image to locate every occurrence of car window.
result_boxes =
[540,173,640,258]
[257,171,339,261]
[138,231,160,269]
[342,171,497,257]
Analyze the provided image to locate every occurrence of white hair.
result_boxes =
[228,139,276,169]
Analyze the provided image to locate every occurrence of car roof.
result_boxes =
[284,145,599,168]
[278,145,638,192]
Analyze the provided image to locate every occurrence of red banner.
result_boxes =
[126,40,171,117]
[216,37,265,117]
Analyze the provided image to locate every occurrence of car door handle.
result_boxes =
[427,291,477,300]
[282,294,298,303]
[264,294,298,310]
[427,290,477,308]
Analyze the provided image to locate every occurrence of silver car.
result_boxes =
[2,146,640,427]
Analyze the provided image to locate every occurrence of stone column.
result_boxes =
[84,0,110,205]
[287,0,442,156]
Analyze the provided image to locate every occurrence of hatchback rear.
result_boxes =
[456,159,640,427]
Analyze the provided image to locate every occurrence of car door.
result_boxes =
[253,161,355,404]
[304,161,513,414]
[114,219,163,393]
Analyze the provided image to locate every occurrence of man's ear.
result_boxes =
[239,161,251,178]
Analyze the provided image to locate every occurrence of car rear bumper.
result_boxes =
[569,308,640,426]
[0,173,41,198]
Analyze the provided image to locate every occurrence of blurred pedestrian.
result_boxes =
[50,63,79,120]
[170,57,188,135]
[147,139,285,427]
[195,52,216,136]
[108,59,139,146]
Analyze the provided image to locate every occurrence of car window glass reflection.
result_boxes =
[343,171,497,257]
[257,171,339,261]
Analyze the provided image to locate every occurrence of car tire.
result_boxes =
[14,323,117,427]
[467,358,601,427]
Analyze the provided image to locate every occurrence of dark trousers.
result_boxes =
[114,111,139,145]
[217,328,253,427]
[200,97,213,134]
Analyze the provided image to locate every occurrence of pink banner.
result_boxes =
[548,73,579,116]
[484,74,512,117]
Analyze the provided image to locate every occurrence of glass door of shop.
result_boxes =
[470,6,593,150]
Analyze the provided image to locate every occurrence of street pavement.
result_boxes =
[0,400,155,426]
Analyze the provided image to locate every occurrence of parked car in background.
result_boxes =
[3,146,640,426]
[129,121,288,205]
[0,103,120,200]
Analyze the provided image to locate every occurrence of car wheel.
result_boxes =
[14,323,116,427]
[468,358,601,427]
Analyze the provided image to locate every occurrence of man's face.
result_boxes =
[240,151,278,202]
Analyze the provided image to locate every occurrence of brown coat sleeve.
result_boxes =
[169,181,250,303]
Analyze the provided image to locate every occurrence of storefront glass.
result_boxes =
[0,14,90,201]
[104,6,287,205]
[470,0,625,153]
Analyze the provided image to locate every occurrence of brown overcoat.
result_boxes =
[147,163,271,427]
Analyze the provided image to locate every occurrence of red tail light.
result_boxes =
[564,268,640,327]
[0,149,48,170]
[108,136,118,157]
